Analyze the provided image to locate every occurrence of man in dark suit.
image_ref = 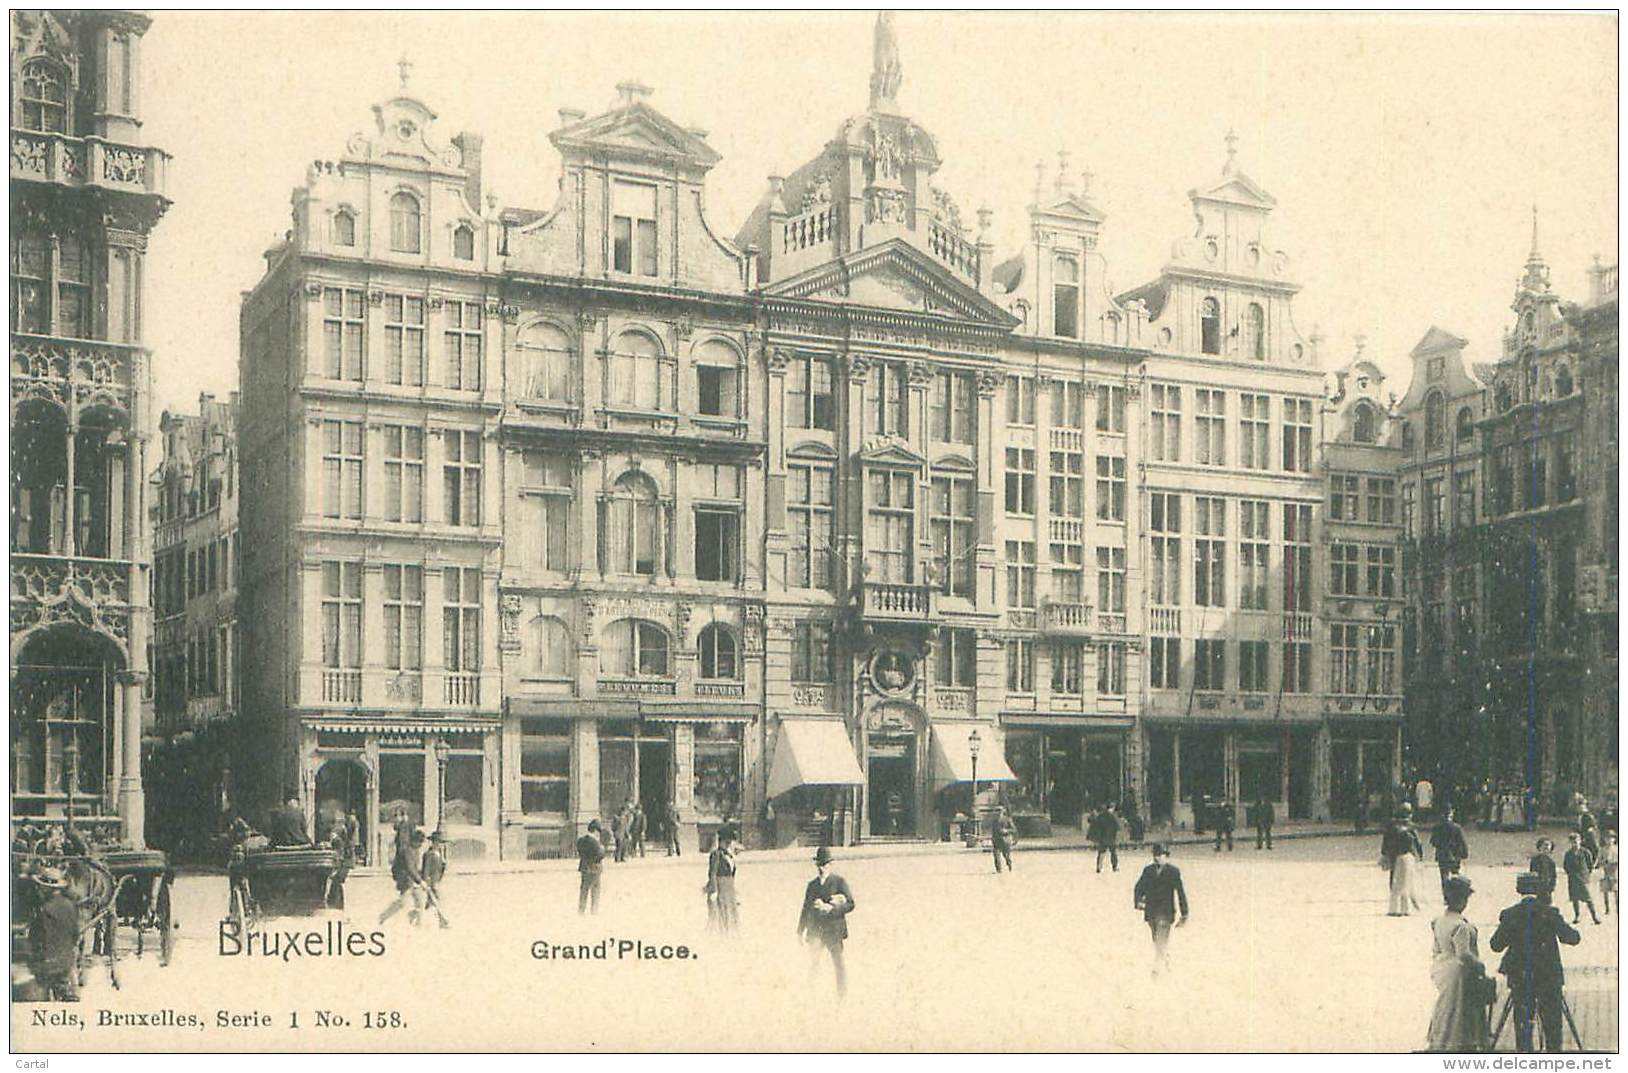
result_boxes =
[268,795,310,847]
[1133,842,1189,978]
[1529,837,1558,900]
[797,846,855,996]
[990,805,1016,874]
[1250,796,1276,851]
[1212,798,1235,852]
[1094,804,1122,873]
[577,820,606,915]
[1489,872,1581,1052]
[27,866,80,1001]
[1431,806,1470,898]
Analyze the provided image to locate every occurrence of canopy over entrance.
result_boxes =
[931,722,1019,785]
[767,719,865,798]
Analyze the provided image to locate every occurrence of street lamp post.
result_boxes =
[63,736,80,833]
[433,738,451,838]
[968,728,981,842]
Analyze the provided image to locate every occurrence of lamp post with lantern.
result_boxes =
[968,728,981,843]
[433,738,451,839]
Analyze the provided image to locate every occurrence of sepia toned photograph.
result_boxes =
[6,8,1619,1055]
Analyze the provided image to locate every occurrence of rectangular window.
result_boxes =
[320,419,363,519]
[1052,643,1084,695]
[320,561,363,668]
[383,294,425,386]
[1096,641,1126,696]
[1095,383,1125,433]
[930,372,976,443]
[1049,450,1084,519]
[1052,380,1086,429]
[1424,477,1445,536]
[443,430,482,527]
[788,462,834,590]
[791,622,834,683]
[868,362,909,437]
[1329,543,1360,596]
[1096,545,1126,613]
[1281,641,1311,693]
[1150,492,1182,606]
[1095,455,1126,521]
[1365,625,1397,695]
[1005,540,1036,608]
[1005,448,1035,515]
[1489,448,1513,516]
[1402,481,1418,536]
[1329,474,1361,521]
[382,425,424,523]
[1330,623,1359,695]
[1366,477,1397,524]
[441,566,481,673]
[1005,375,1035,426]
[55,238,89,338]
[382,564,424,671]
[521,451,572,572]
[1194,496,1226,607]
[697,363,738,418]
[612,180,658,276]
[935,628,977,687]
[521,720,571,814]
[445,301,483,390]
[1006,638,1035,693]
[1239,499,1270,610]
[1556,434,1578,502]
[1452,470,1475,529]
[321,287,365,382]
[1194,638,1225,690]
[1239,393,1270,470]
[1238,640,1268,692]
[1283,503,1313,612]
[786,354,836,431]
[694,508,739,582]
[1365,545,1396,598]
[1051,541,1084,602]
[865,469,914,583]
[1196,389,1226,466]
[1282,398,1314,472]
[1525,441,1547,508]
[11,232,48,334]
[1149,384,1182,462]
[1150,636,1180,690]
[930,474,975,597]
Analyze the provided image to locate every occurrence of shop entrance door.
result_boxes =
[1331,741,1360,819]
[638,739,671,820]
[1082,738,1123,817]
[1147,730,1175,823]
[867,737,915,836]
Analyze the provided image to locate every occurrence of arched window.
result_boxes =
[389,192,422,253]
[1246,303,1266,360]
[607,330,665,410]
[694,339,739,417]
[698,624,739,680]
[20,60,66,133]
[1352,402,1377,444]
[453,224,475,260]
[599,618,670,678]
[1555,364,1573,397]
[602,471,663,576]
[1200,297,1221,355]
[1455,406,1475,442]
[333,210,356,247]
[518,321,572,401]
[1424,391,1445,450]
[1053,256,1079,338]
[527,615,573,677]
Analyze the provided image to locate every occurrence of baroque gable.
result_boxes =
[551,94,721,171]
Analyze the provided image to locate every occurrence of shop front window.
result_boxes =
[1005,732,1044,813]
[442,753,483,826]
[520,720,570,814]
[378,752,425,832]
[693,723,743,818]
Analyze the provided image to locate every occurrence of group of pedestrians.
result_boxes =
[377,818,450,929]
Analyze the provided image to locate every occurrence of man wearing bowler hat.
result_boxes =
[27,865,81,1001]
[1133,842,1189,978]
[798,846,856,997]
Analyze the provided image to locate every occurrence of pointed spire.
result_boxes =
[1223,128,1239,175]
[1055,149,1072,194]
[1529,203,1541,258]
[869,11,903,112]
[396,54,414,91]
[1521,203,1551,293]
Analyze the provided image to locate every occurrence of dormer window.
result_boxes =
[1455,406,1474,442]
[1246,303,1266,360]
[390,192,422,254]
[1424,391,1445,450]
[1353,402,1377,444]
[20,59,67,134]
[453,224,475,261]
[1053,256,1079,338]
[1200,297,1221,355]
[333,210,356,248]
[612,180,658,276]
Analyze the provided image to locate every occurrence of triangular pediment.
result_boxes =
[764,239,1017,326]
[858,437,926,467]
[551,103,721,169]
[1410,325,1468,356]
[1034,192,1106,224]
[1191,172,1276,210]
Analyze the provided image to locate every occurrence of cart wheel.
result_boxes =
[157,884,174,967]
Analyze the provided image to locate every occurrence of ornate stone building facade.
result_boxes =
[9,10,170,844]
[1397,229,1619,812]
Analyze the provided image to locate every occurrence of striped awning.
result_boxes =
[306,718,499,735]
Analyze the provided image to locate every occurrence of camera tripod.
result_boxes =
[1489,987,1585,1052]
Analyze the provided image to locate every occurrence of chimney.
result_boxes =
[557,107,585,127]
[452,132,484,209]
[616,80,654,107]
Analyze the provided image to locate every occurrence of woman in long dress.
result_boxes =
[1383,803,1424,915]
[1426,875,1489,1050]
[705,832,739,934]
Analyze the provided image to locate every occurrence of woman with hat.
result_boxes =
[705,830,740,934]
[1381,801,1425,916]
[1426,875,1490,1050]
[26,866,81,1002]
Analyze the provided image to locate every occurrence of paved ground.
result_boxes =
[14,827,1618,1052]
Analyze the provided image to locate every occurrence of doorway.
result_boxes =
[314,758,368,859]
[1147,730,1175,823]
[1081,738,1122,819]
[867,736,915,836]
[638,739,671,817]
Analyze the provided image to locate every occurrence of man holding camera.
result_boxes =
[1489,871,1581,1052]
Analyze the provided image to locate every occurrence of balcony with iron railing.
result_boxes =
[1039,599,1093,638]
[859,581,938,623]
[11,130,169,201]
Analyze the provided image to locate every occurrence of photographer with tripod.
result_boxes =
[1488,871,1582,1052]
